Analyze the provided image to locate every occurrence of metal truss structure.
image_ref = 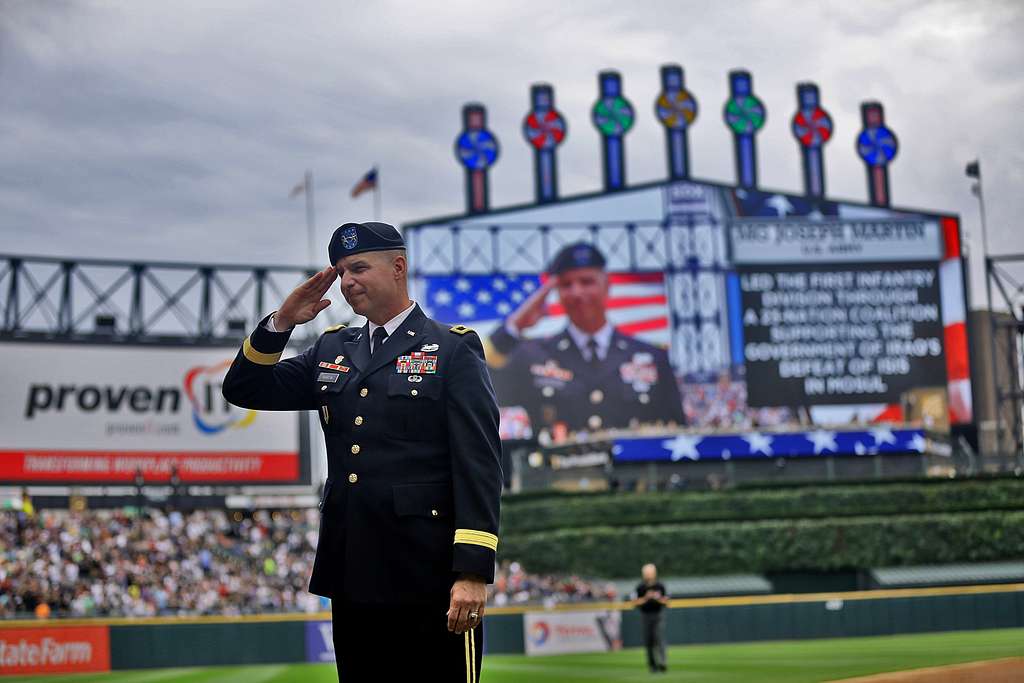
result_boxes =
[986,254,1024,469]
[0,254,357,345]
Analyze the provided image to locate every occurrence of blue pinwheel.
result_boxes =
[857,126,898,167]
[456,129,499,170]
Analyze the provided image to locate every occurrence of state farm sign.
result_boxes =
[0,626,110,675]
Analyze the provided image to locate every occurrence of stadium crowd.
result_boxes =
[0,505,616,619]
[0,506,322,619]
[491,560,619,608]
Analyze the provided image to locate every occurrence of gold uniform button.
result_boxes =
[359,388,368,397]
[348,473,358,484]
[588,415,603,429]
[351,444,361,455]
[354,416,364,426]
[590,389,604,404]
[431,509,439,517]
[639,393,650,404]
[410,389,418,396]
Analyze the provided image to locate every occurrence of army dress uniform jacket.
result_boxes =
[488,325,684,433]
[222,304,502,607]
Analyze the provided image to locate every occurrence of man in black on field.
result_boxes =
[222,221,502,682]
[488,242,684,434]
[634,563,670,673]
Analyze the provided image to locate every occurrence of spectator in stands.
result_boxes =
[19,487,34,517]
[634,563,669,673]
[133,468,146,512]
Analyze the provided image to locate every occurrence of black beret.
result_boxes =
[548,242,607,274]
[329,222,405,264]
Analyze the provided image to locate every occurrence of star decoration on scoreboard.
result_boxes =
[660,434,702,461]
[742,431,774,455]
[612,428,934,462]
[870,427,897,445]
[807,429,838,454]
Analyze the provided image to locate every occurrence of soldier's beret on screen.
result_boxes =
[548,242,607,275]
[329,221,406,263]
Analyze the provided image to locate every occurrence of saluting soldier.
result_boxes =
[488,242,684,434]
[222,221,501,682]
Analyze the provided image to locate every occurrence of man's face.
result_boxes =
[555,267,609,331]
[335,251,403,319]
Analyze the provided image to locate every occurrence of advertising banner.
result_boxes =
[305,620,335,664]
[523,610,621,656]
[0,343,300,483]
[0,626,110,675]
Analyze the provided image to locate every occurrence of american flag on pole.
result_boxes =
[288,176,307,198]
[350,168,378,198]
[421,271,670,346]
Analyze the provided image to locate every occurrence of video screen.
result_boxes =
[409,182,971,444]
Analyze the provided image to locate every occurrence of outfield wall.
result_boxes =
[1,584,1021,674]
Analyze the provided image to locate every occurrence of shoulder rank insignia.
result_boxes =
[449,324,473,335]
[323,323,347,334]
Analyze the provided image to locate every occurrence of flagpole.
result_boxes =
[305,169,316,267]
[975,166,989,261]
[373,165,382,221]
[967,159,988,307]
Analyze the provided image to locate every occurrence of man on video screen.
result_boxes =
[488,242,684,434]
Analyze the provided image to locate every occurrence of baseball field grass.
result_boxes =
[3,628,1021,682]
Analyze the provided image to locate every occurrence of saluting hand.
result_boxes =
[274,266,337,330]
[507,277,555,334]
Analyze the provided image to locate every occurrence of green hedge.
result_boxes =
[499,510,1024,577]
[500,479,1024,534]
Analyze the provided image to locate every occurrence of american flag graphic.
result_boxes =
[613,427,931,462]
[420,272,670,346]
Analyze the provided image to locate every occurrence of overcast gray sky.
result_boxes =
[1,0,1021,309]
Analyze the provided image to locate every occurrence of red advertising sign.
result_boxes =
[0,626,110,675]
[0,450,298,482]
[1,343,303,485]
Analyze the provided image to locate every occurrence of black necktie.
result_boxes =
[371,327,389,355]
[587,337,600,364]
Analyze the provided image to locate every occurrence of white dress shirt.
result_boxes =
[367,301,417,353]
[504,319,614,362]
[567,321,613,361]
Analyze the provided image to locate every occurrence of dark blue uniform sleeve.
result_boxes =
[446,331,503,583]
[487,321,520,357]
[222,313,319,412]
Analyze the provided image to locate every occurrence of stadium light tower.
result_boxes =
[966,160,988,259]
[968,159,994,314]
